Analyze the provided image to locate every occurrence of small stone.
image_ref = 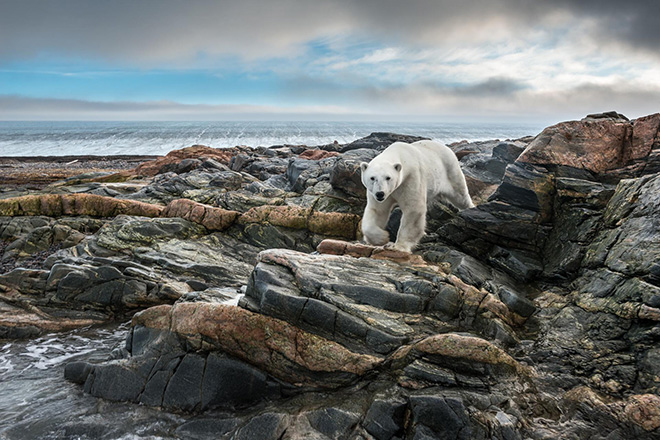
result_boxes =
[625,394,660,431]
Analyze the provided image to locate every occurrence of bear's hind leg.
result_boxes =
[446,170,475,210]
[446,189,475,210]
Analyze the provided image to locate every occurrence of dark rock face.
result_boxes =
[82,324,285,411]
[337,132,430,153]
[427,114,660,286]
[2,120,660,439]
[363,398,406,440]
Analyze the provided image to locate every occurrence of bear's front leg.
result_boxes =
[361,199,394,246]
[387,208,426,253]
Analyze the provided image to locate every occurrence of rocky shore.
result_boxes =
[0,155,157,194]
[1,113,659,439]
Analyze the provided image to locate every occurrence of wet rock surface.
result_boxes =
[1,117,659,439]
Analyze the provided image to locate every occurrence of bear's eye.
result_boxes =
[370,177,375,181]
[385,176,391,181]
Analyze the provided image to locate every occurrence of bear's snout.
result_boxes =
[375,191,385,201]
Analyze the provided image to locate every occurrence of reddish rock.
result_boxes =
[239,206,360,239]
[464,175,499,205]
[563,388,660,432]
[0,300,105,337]
[239,205,309,229]
[308,211,359,239]
[371,247,426,264]
[0,194,163,218]
[133,145,236,177]
[518,113,659,174]
[412,333,526,374]
[630,113,660,162]
[298,149,340,160]
[517,118,632,173]
[162,198,239,231]
[625,394,660,431]
[317,239,370,258]
[447,274,524,327]
[316,239,428,264]
[132,302,382,387]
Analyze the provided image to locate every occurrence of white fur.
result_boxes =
[360,140,474,252]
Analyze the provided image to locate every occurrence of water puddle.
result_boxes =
[0,323,185,439]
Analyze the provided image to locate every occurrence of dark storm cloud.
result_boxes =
[454,78,527,97]
[0,0,658,63]
[543,0,660,51]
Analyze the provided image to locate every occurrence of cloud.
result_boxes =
[2,70,659,123]
[0,95,359,121]
[1,1,659,122]
[543,0,660,53]
[1,0,658,66]
[0,0,350,64]
[277,69,660,120]
[358,81,660,121]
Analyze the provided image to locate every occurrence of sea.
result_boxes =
[0,121,547,156]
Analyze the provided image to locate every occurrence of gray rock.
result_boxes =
[162,353,205,411]
[339,132,429,153]
[175,418,240,440]
[63,361,93,384]
[86,362,146,402]
[233,413,289,440]
[329,148,378,198]
[305,407,361,439]
[286,156,337,193]
[497,286,536,318]
[409,395,471,440]
[363,398,407,440]
[201,353,281,410]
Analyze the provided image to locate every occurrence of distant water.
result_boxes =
[0,121,546,157]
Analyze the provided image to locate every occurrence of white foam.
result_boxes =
[0,121,545,156]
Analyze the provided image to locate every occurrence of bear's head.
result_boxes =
[360,160,402,203]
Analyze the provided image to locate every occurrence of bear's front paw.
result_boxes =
[384,242,413,253]
[363,227,390,246]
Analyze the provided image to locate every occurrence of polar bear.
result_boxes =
[360,140,474,252]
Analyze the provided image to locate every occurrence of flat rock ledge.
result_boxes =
[0,194,360,239]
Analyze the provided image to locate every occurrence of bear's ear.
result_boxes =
[360,162,369,172]
[394,163,402,172]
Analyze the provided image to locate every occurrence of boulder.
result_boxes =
[630,113,660,162]
[132,145,236,177]
[338,132,429,153]
[298,149,340,160]
[329,148,378,198]
[517,114,660,174]
[625,394,660,431]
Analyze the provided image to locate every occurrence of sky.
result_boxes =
[0,0,659,123]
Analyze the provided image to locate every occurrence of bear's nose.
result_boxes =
[375,191,385,201]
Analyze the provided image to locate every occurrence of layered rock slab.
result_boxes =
[69,301,383,411]
[242,247,527,355]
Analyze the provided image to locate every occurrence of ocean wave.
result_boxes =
[0,121,544,156]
